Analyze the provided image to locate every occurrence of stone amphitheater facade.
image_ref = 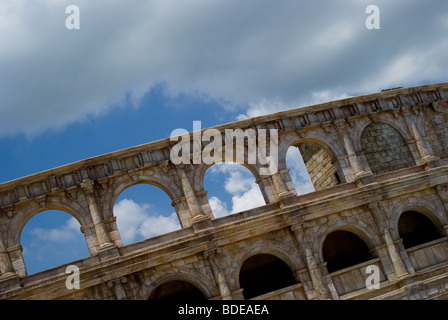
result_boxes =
[0,82,447,300]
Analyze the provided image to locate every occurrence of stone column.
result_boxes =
[0,235,16,279]
[204,248,232,300]
[177,166,208,223]
[368,202,408,279]
[81,180,113,250]
[290,224,330,299]
[292,269,314,300]
[271,172,288,197]
[333,119,374,185]
[436,184,448,214]
[334,119,363,174]
[401,106,439,167]
[107,277,127,300]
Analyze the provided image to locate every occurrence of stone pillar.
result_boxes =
[401,106,439,168]
[0,235,16,279]
[333,119,374,185]
[255,176,277,204]
[292,269,315,300]
[177,166,208,223]
[290,224,330,299]
[81,180,113,250]
[204,248,232,300]
[271,172,289,198]
[436,184,448,215]
[368,201,408,279]
[107,277,127,300]
[270,169,296,202]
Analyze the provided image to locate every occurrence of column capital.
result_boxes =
[107,276,127,288]
[367,200,385,213]
[107,277,128,300]
[80,179,95,194]
[203,247,222,260]
[400,105,413,117]
[332,118,347,131]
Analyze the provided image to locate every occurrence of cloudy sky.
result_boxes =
[1,0,447,274]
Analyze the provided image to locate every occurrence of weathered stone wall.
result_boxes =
[361,122,415,175]
[423,106,448,159]
[298,143,339,190]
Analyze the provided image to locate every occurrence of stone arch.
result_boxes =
[194,158,262,193]
[284,146,314,195]
[9,198,90,249]
[283,135,343,191]
[355,115,412,151]
[398,211,443,249]
[8,200,91,276]
[278,129,346,162]
[360,121,415,175]
[238,253,297,299]
[198,160,267,216]
[322,230,374,273]
[112,182,183,245]
[104,171,183,221]
[142,271,215,300]
[312,219,381,264]
[389,197,447,240]
[19,209,90,275]
[228,238,303,291]
[148,280,206,300]
[280,135,341,167]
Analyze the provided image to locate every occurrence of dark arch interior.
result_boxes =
[323,230,373,273]
[148,280,206,300]
[239,253,296,299]
[398,211,441,249]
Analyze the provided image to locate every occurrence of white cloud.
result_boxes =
[207,163,265,217]
[236,98,291,121]
[139,212,181,239]
[28,216,80,243]
[113,198,181,244]
[209,196,230,218]
[207,148,315,219]
[309,90,351,106]
[1,1,447,138]
[231,184,266,213]
[236,90,351,121]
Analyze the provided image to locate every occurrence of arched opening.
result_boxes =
[293,142,340,191]
[361,122,415,175]
[239,253,296,299]
[398,211,442,249]
[20,210,89,275]
[148,280,207,300]
[285,146,315,195]
[204,162,265,218]
[113,183,181,245]
[323,230,373,273]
